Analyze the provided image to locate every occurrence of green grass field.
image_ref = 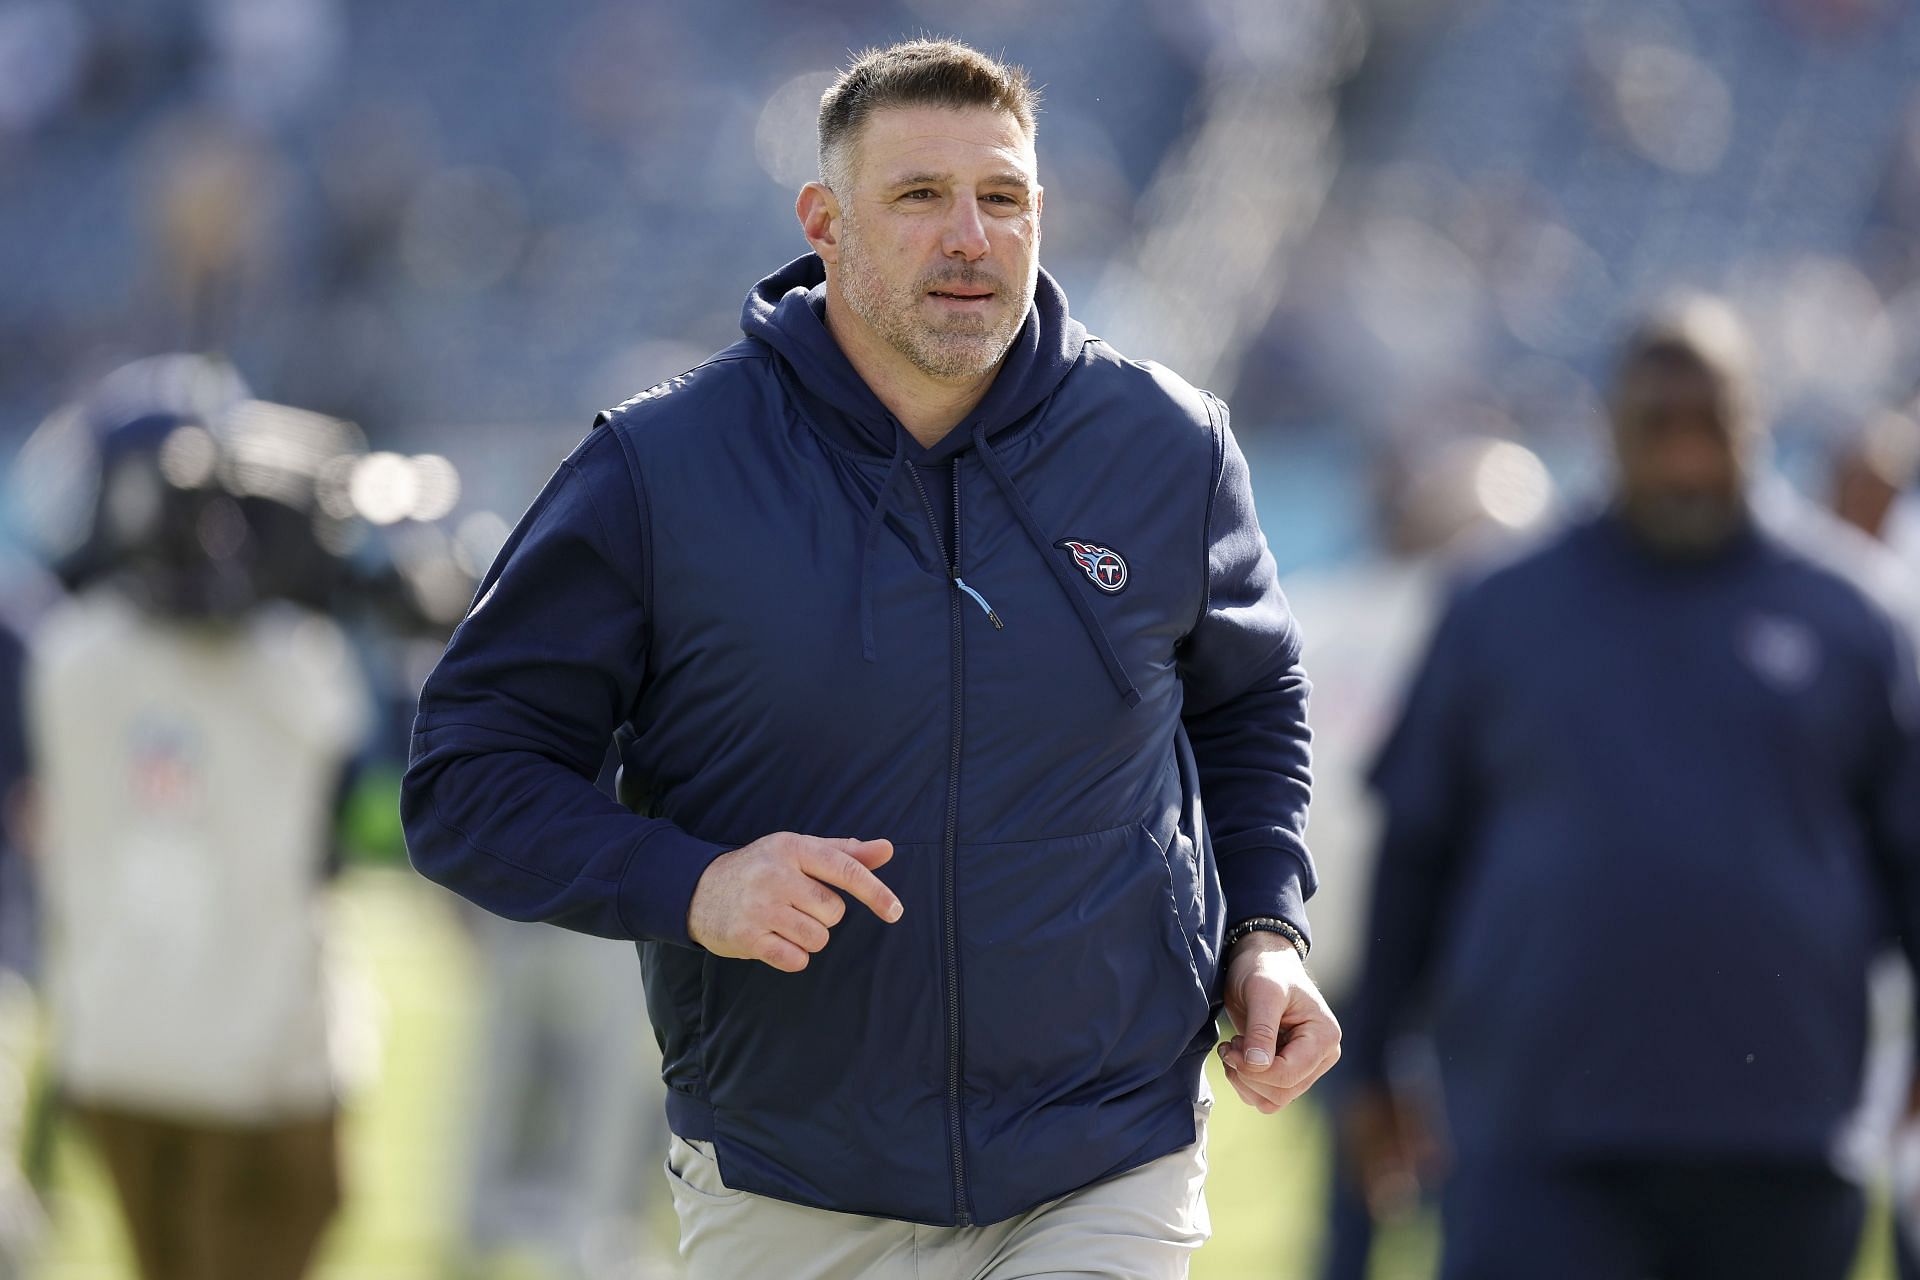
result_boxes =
[25,869,1899,1279]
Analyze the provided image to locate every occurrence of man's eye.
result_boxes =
[902,189,937,200]
[984,194,1017,205]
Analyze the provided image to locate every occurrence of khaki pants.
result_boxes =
[73,1103,341,1280]
[666,1103,1211,1280]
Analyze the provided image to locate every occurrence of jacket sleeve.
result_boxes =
[1344,592,1481,1083]
[401,426,728,947]
[1177,398,1317,947]
[1859,612,1920,1026]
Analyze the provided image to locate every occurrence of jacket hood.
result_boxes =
[740,254,1088,465]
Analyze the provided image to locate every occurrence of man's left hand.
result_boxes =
[1217,931,1340,1113]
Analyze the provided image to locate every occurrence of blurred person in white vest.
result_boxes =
[20,358,372,1280]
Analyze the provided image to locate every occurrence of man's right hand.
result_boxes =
[687,833,902,972]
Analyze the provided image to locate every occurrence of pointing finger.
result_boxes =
[800,841,904,924]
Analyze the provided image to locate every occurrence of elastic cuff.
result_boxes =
[1222,856,1311,951]
[617,822,731,948]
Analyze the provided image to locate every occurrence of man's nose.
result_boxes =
[942,197,990,261]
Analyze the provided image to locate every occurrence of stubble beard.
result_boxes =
[837,214,1036,382]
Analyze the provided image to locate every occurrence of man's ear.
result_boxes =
[797,182,842,265]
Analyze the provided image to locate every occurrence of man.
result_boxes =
[1345,298,1920,1279]
[27,364,372,1280]
[402,38,1338,1280]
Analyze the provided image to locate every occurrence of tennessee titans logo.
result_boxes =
[1058,540,1129,593]
[1740,613,1820,692]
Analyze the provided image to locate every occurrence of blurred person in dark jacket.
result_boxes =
[1345,298,1920,1280]
[22,361,372,1280]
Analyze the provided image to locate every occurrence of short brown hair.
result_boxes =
[817,39,1039,191]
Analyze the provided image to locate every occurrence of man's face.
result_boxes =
[829,105,1042,382]
[1611,354,1754,557]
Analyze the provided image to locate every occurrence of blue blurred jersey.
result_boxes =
[1351,509,1920,1166]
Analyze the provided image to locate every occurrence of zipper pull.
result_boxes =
[952,577,1004,630]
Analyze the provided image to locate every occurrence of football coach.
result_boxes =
[1345,299,1920,1279]
[403,38,1338,1279]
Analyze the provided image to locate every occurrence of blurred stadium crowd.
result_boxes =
[10,0,1920,541]
[4,0,1920,1276]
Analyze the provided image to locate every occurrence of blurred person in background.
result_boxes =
[404,37,1336,1280]
[1283,433,1556,1279]
[22,357,373,1280]
[0,605,44,1280]
[1831,408,1920,575]
[1345,297,1920,1279]
[1825,407,1920,1279]
[453,888,673,1280]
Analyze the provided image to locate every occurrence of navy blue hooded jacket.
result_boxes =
[402,255,1316,1226]
[1347,511,1920,1166]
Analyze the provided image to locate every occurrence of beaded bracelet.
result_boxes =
[1223,915,1309,964]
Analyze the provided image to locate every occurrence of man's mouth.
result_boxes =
[928,287,994,301]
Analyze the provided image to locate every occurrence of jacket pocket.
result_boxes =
[956,820,1215,1114]
[691,842,957,1220]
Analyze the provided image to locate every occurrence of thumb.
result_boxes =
[840,837,894,870]
[1235,982,1287,1072]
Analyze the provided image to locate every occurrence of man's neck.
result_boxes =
[823,289,1000,450]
